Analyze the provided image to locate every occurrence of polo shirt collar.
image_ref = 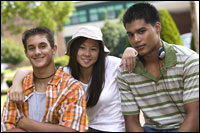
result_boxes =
[134,41,177,80]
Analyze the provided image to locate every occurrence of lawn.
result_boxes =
[1,95,7,115]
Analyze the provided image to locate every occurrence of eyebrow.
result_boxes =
[136,27,146,32]
[81,43,99,47]
[127,27,146,34]
[27,42,47,47]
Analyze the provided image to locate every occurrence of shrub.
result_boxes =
[54,55,69,67]
[159,9,183,45]
[101,20,127,57]
[1,39,25,65]
[6,77,13,88]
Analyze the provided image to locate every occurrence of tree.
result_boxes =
[1,38,25,65]
[190,1,199,53]
[1,1,75,34]
[159,9,183,46]
[101,20,127,57]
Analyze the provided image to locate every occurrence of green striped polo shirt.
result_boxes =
[117,41,199,129]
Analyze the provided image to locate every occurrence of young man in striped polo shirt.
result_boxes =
[117,3,199,132]
[1,27,87,132]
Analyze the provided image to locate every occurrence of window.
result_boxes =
[71,12,78,24]
[79,10,87,23]
[70,10,87,24]
[89,8,98,21]
[115,5,123,10]
[90,14,98,21]
[126,3,134,8]
[98,7,106,20]
[107,6,116,19]
[115,4,123,17]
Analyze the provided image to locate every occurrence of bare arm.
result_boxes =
[10,69,33,103]
[178,101,199,132]
[7,128,27,132]
[17,117,76,132]
[120,47,138,73]
[124,114,144,132]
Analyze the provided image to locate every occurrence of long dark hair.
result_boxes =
[68,37,106,108]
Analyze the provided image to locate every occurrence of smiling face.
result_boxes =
[77,39,100,70]
[25,34,57,69]
[125,19,161,57]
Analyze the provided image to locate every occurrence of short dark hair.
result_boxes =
[22,27,55,51]
[123,3,160,27]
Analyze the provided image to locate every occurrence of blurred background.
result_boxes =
[1,1,199,125]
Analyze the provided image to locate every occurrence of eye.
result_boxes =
[127,32,134,38]
[138,29,146,34]
[41,45,46,48]
[28,47,35,51]
[79,45,85,49]
[91,48,98,51]
[40,44,47,49]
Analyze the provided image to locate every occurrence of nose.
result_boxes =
[35,47,41,55]
[134,34,141,42]
[129,34,141,46]
[84,48,91,56]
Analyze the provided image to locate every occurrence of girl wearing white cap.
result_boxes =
[9,26,138,132]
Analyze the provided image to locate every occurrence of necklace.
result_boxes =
[33,70,56,80]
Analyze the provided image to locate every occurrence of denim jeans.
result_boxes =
[87,127,110,132]
[143,126,178,132]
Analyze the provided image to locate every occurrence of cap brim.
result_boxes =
[65,36,110,55]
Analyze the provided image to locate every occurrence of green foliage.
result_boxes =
[1,1,75,34]
[1,89,9,95]
[101,20,127,57]
[159,9,183,45]
[1,69,15,75]
[6,77,13,88]
[1,39,25,65]
[54,55,69,67]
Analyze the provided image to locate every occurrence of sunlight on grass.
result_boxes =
[1,95,7,115]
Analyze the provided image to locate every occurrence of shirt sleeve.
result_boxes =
[1,89,21,132]
[183,53,199,104]
[59,80,87,132]
[117,67,139,115]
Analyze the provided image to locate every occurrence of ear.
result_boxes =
[155,22,161,33]
[52,45,57,55]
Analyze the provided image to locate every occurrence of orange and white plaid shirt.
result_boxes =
[1,67,87,132]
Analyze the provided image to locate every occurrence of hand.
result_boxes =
[10,85,24,104]
[120,47,138,73]
[16,116,27,129]
[9,69,32,103]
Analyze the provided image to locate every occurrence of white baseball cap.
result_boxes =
[66,26,110,55]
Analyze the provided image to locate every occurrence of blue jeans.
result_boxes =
[143,126,178,132]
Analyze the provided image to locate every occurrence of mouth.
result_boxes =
[135,45,145,51]
[33,57,45,61]
[82,59,91,64]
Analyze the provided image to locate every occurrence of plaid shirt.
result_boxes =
[1,67,87,132]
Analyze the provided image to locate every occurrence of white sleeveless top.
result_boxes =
[63,56,125,132]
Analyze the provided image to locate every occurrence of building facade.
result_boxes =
[63,1,192,49]
[2,1,192,57]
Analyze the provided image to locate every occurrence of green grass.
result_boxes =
[1,95,7,115]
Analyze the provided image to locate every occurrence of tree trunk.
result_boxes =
[190,1,199,53]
